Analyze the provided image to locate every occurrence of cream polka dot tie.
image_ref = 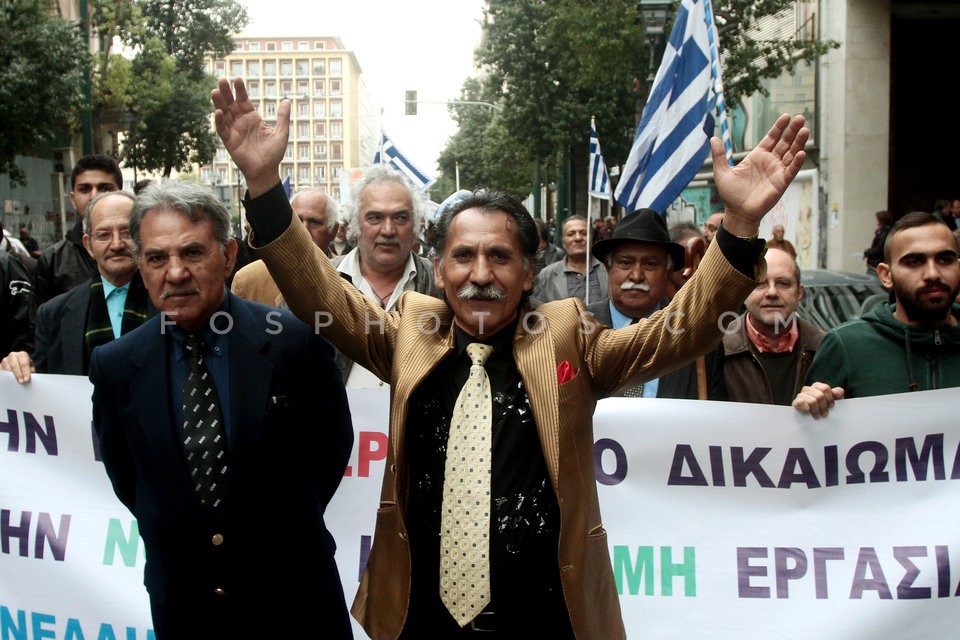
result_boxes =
[440,342,494,626]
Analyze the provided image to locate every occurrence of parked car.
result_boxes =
[799,269,889,331]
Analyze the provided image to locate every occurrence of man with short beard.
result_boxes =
[795,211,960,418]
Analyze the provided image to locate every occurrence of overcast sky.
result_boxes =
[238,0,485,177]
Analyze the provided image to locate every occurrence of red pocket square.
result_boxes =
[557,360,575,384]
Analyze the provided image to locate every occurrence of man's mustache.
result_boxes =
[374,237,401,247]
[620,281,651,292]
[160,287,201,300]
[457,284,506,301]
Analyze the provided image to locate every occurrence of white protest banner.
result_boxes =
[1,375,958,638]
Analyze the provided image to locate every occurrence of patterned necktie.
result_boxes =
[181,334,227,510]
[440,342,495,626]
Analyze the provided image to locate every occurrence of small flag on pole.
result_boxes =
[614,0,717,215]
[373,132,435,190]
[588,117,612,200]
[282,176,291,198]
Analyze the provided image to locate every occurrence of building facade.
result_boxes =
[203,36,377,211]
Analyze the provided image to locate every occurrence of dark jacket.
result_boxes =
[723,314,825,404]
[0,251,35,355]
[33,273,158,375]
[89,294,354,638]
[586,299,727,399]
[805,302,960,398]
[34,219,96,305]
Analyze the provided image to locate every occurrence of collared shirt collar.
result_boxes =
[745,311,800,353]
[337,247,418,310]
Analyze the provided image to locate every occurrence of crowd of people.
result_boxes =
[2,76,959,638]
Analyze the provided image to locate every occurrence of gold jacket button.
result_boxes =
[211,533,224,546]
[214,587,225,596]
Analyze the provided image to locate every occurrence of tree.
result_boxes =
[0,0,88,185]
[437,0,839,201]
[90,0,247,176]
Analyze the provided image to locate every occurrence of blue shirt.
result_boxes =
[101,277,130,339]
[608,300,659,399]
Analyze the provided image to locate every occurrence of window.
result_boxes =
[330,79,342,96]
[313,60,325,75]
[313,79,325,96]
[281,81,292,94]
[332,164,343,179]
[331,142,342,160]
[316,165,326,180]
[266,42,276,51]
[231,61,243,76]
[297,80,309,96]
[314,122,326,138]
[299,166,311,180]
[248,81,259,98]
[249,42,260,52]
[215,148,228,161]
[265,102,277,118]
[329,58,341,76]
[297,123,310,139]
[314,41,325,50]
[298,42,309,51]
[330,122,342,140]
[313,102,326,118]
[298,144,310,159]
[247,60,260,77]
[281,41,292,51]
[296,59,309,75]
[214,61,225,76]
[330,101,342,118]
[284,144,293,160]
[314,143,326,157]
[297,102,309,118]
[265,81,276,97]
[280,59,292,76]
[264,60,276,76]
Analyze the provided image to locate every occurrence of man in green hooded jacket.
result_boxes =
[794,211,960,418]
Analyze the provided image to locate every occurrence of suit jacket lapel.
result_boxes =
[513,313,562,481]
[61,285,90,373]
[128,322,192,488]
[225,297,273,473]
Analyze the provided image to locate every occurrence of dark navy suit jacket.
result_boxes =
[89,293,354,638]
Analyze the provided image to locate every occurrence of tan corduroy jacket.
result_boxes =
[257,212,762,640]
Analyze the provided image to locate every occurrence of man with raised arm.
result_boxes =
[212,76,808,640]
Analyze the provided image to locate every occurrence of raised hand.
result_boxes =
[211,77,290,198]
[712,114,809,237]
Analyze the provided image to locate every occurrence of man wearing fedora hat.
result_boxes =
[587,209,727,399]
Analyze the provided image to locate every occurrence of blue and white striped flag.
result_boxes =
[589,117,612,200]
[373,132,435,190]
[614,0,717,215]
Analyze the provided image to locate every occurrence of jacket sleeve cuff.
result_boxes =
[242,182,292,246]
[715,223,766,278]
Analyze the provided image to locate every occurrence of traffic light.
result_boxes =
[405,90,417,115]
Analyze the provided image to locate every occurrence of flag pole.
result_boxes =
[703,0,733,166]
[585,194,593,306]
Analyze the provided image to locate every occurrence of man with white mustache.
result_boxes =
[586,209,727,399]
[1,190,156,382]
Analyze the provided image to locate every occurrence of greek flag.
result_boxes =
[614,0,716,215]
[373,132,435,190]
[588,117,612,200]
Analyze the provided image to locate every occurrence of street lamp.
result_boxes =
[637,0,672,82]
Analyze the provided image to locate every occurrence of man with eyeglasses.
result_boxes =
[795,211,960,417]
[34,154,124,304]
[1,191,156,382]
[722,247,824,405]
